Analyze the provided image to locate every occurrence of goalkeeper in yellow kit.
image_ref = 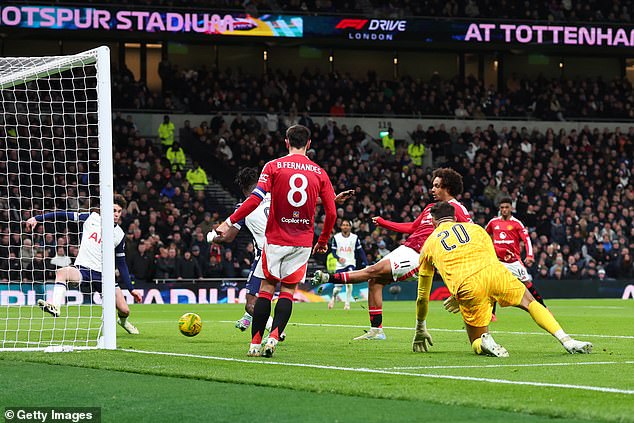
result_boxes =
[412,201,592,357]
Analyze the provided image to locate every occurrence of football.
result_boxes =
[178,312,202,337]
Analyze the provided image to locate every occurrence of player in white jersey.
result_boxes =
[25,195,143,334]
[211,168,356,331]
[209,168,273,333]
[328,219,367,310]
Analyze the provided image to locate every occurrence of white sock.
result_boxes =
[554,329,572,344]
[345,284,353,304]
[52,283,67,307]
[265,315,273,331]
[332,284,342,299]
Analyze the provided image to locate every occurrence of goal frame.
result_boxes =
[0,46,116,351]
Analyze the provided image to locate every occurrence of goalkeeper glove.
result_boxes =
[443,295,460,314]
[412,320,433,353]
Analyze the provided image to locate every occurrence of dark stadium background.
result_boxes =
[0,1,632,302]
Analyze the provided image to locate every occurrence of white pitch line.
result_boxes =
[142,319,634,340]
[120,348,634,395]
[379,361,634,370]
[579,306,627,309]
[217,320,634,340]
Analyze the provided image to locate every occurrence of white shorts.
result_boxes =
[381,245,420,282]
[502,260,531,282]
[254,243,311,285]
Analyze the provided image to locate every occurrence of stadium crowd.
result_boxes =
[1,111,632,284]
[112,65,634,121]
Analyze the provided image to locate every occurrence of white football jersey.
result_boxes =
[236,193,270,252]
[333,232,358,270]
[74,212,125,272]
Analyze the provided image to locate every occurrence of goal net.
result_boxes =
[0,47,116,351]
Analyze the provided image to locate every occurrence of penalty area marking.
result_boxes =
[120,348,634,395]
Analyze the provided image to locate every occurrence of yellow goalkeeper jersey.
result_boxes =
[419,221,500,295]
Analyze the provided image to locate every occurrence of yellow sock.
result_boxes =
[528,301,562,335]
[471,337,483,355]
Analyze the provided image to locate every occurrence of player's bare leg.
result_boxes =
[312,260,392,285]
[516,289,592,354]
[236,293,256,331]
[38,266,81,317]
[312,260,392,340]
[116,288,139,335]
[344,283,352,310]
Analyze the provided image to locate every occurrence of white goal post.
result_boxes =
[0,46,116,351]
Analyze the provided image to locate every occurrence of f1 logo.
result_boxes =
[335,19,368,30]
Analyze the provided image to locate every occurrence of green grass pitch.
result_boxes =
[1,299,633,422]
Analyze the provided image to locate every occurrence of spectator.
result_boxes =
[19,238,36,269]
[158,115,175,151]
[217,138,234,161]
[597,268,614,281]
[407,137,425,167]
[238,242,256,278]
[26,251,53,282]
[186,161,209,192]
[220,248,240,279]
[160,181,176,199]
[155,247,177,280]
[187,243,203,267]
[203,255,223,278]
[381,127,396,155]
[176,250,202,280]
[566,262,582,279]
[376,239,391,260]
[166,141,186,172]
[128,242,155,286]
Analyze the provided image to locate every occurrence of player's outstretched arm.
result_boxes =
[413,260,434,353]
[208,226,239,244]
[26,211,89,232]
[372,210,425,235]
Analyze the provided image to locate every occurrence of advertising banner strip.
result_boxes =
[1,5,633,48]
[0,6,302,37]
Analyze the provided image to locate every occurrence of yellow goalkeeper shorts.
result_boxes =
[455,265,526,327]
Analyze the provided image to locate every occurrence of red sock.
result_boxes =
[251,291,273,344]
[333,272,349,282]
[369,306,383,328]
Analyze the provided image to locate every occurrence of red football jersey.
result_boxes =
[376,199,471,253]
[484,216,533,263]
[231,154,336,248]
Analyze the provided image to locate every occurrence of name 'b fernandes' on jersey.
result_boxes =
[250,154,335,248]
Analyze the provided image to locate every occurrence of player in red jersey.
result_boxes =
[216,124,337,358]
[484,197,546,310]
[312,168,471,343]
